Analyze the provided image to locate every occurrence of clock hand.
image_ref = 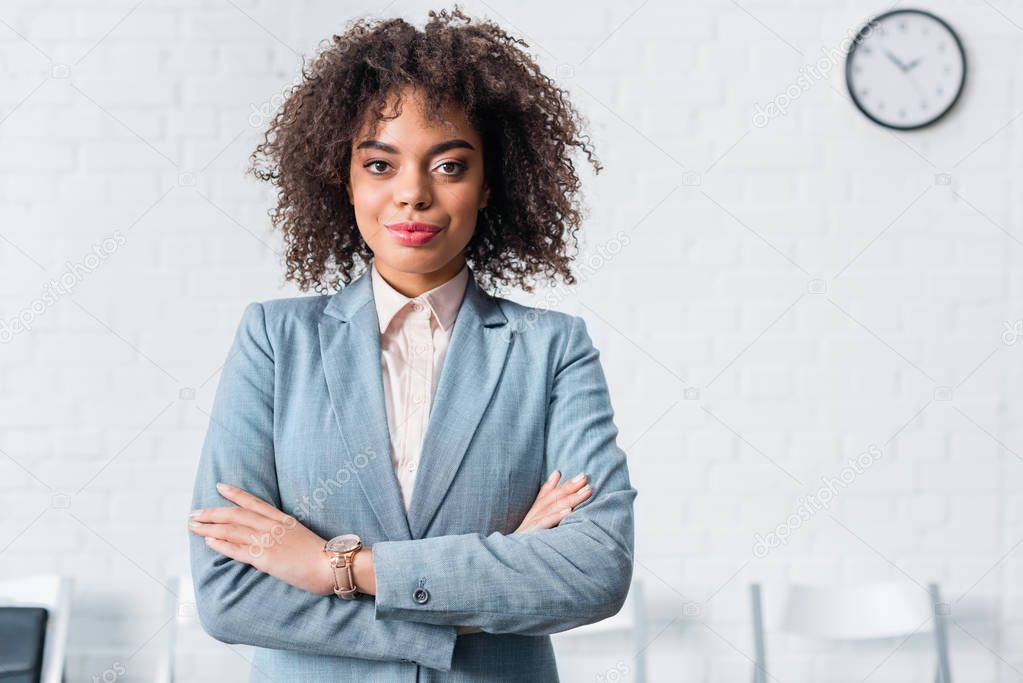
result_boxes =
[904,57,922,72]
[903,68,927,101]
[884,49,907,71]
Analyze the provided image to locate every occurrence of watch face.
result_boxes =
[846,9,966,130]
[326,533,361,553]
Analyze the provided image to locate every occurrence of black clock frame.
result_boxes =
[845,8,967,131]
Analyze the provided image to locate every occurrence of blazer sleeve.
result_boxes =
[188,302,458,671]
[372,314,637,635]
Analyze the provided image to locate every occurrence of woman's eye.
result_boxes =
[363,160,465,176]
[436,161,466,176]
[365,160,391,175]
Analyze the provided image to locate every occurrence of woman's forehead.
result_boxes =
[354,94,480,150]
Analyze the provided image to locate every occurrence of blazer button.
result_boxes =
[412,587,430,604]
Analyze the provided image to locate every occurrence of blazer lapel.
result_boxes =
[319,269,412,542]
[318,265,511,542]
[406,272,510,538]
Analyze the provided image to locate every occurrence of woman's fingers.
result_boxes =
[518,507,573,534]
[189,521,260,546]
[203,536,249,563]
[557,473,589,495]
[539,482,592,519]
[539,470,561,495]
[530,473,590,518]
[188,503,289,554]
[215,483,291,525]
[572,483,593,504]
[190,505,272,531]
[514,473,594,534]
[534,472,586,505]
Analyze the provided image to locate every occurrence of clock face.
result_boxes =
[326,533,361,553]
[846,9,966,130]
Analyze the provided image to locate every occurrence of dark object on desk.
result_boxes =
[0,606,48,683]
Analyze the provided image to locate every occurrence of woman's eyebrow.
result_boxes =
[355,138,476,156]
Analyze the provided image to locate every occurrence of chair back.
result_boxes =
[0,574,73,683]
[750,582,953,683]
[782,581,934,640]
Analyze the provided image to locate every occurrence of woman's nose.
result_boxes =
[394,170,432,209]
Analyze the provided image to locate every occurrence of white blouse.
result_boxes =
[369,259,469,512]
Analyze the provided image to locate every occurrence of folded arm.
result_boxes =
[188,303,457,671]
[372,314,638,635]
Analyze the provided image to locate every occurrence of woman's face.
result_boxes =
[347,87,489,293]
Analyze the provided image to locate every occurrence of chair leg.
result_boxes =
[751,584,767,683]
[631,580,648,683]
[929,584,953,683]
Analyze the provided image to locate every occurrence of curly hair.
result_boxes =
[248,5,601,295]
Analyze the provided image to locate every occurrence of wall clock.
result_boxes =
[845,9,966,130]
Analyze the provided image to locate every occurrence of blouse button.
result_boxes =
[407,461,417,472]
[411,300,424,312]
[412,587,430,604]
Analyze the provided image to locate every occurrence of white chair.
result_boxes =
[157,566,265,682]
[155,568,208,683]
[553,578,648,683]
[153,574,184,683]
[750,581,953,683]
[0,574,73,683]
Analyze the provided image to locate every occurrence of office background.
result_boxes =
[1,0,1021,680]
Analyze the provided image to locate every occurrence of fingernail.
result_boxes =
[571,473,585,483]
[189,509,203,518]
[189,520,201,528]
[580,484,592,494]
[547,470,560,483]
[216,482,229,493]
[560,508,571,515]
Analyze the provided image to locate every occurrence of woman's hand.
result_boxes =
[513,470,592,534]
[188,482,334,597]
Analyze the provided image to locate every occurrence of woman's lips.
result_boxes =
[385,221,443,246]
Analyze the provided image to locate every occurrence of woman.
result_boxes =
[187,7,636,681]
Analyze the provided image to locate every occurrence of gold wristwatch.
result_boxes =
[324,534,363,599]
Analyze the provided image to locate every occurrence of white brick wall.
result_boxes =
[1,1,1021,680]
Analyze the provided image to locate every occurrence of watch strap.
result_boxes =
[329,545,362,599]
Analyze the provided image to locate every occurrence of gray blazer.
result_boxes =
[188,264,637,681]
